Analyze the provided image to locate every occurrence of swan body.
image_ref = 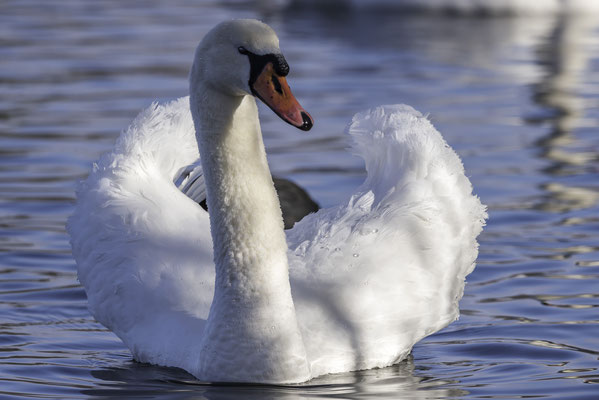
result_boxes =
[68,19,486,383]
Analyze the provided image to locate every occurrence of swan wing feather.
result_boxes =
[287,105,487,376]
[68,97,215,370]
[175,159,207,204]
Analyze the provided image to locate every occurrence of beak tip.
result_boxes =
[299,111,313,131]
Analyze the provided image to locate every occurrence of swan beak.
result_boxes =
[251,62,313,131]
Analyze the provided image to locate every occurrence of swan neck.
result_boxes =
[191,86,289,292]
[189,81,310,382]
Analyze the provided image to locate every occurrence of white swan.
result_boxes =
[68,19,487,384]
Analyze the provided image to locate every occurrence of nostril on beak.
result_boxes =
[300,112,313,131]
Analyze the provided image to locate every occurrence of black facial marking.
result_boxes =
[241,49,290,91]
[271,75,283,95]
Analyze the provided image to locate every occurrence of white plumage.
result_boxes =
[68,19,486,383]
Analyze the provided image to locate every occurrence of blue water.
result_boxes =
[1,1,599,399]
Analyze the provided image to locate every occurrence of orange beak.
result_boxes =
[251,62,313,131]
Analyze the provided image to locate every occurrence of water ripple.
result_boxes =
[2,0,599,399]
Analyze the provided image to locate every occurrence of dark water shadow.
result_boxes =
[80,356,460,399]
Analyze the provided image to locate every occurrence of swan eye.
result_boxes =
[238,46,249,55]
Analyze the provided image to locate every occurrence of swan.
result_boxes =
[68,19,487,384]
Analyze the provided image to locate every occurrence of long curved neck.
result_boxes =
[189,81,310,383]
[192,86,289,295]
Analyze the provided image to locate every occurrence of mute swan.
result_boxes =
[68,19,487,384]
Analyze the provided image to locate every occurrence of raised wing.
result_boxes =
[68,97,215,371]
[287,105,487,376]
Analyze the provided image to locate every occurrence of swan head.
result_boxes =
[191,19,313,131]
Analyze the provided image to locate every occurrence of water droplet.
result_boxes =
[353,253,360,258]
[359,226,379,236]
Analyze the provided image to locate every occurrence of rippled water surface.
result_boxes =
[2,1,599,399]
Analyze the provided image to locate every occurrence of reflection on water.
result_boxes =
[1,1,599,399]
[81,358,462,399]
[531,14,599,213]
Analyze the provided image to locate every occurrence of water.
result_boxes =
[1,1,599,398]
